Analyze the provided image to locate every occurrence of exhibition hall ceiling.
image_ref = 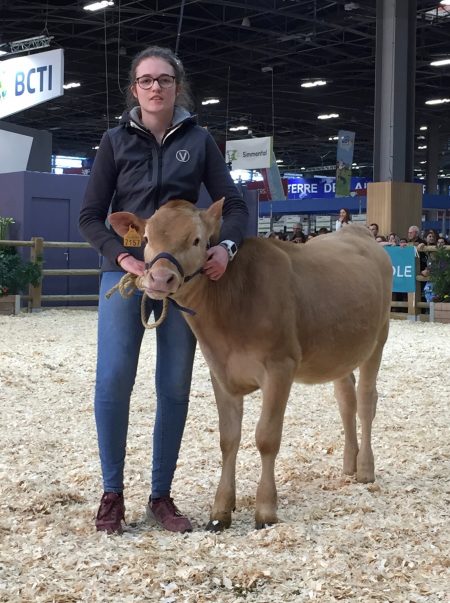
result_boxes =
[1,0,450,175]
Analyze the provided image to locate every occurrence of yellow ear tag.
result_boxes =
[123,225,142,247]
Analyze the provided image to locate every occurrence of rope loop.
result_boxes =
[105,272,169,329]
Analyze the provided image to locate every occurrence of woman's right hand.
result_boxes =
[117,253,145,276]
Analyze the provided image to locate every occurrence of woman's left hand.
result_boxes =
[203,245,229,280]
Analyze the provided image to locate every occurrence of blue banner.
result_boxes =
[384,246,416,293]
[287,177,370,200]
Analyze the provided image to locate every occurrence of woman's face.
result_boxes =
[131,57,178,117]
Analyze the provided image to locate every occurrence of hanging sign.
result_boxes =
[225,136,272,170]
[335,130,355,197]
[0,49,64,119]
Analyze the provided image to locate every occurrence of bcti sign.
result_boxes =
[0,49,64,119]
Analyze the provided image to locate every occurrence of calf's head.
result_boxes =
[109,199,223,299]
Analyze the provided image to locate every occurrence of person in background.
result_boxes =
[437,236,447,248]
[407,225,424,246]
[387,232,400,246]
[375,235,389,246]
[368,223,379,238]
[79,45,248,535]
[399,237,408,247]
[289,222,306,242]
[336,208,351,231]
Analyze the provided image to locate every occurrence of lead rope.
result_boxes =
[105,272,169,329]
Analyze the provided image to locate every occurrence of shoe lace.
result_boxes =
[156,496,184,517]
[98,494,122,520]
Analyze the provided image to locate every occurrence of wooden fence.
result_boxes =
[0,237,100,310]
[0,237,443,320]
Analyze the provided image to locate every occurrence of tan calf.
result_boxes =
[109,200,392,531]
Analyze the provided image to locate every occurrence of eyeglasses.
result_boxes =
[135,74,176,90]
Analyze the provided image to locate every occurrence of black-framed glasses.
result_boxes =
[135,74,176,90]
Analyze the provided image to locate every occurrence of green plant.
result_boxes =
[0,216,15,240]
[0,247,42,297]
[428,246,450,303]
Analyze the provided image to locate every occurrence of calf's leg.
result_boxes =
[254,366,293,529]
[206,373,243,532]
[355,336,386,483]
[334,373,358,476]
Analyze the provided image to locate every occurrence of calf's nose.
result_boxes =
[148,269,177,291]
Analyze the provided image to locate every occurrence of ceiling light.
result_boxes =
[201,98,220,106]
[241,17,251,27]
[84,1,114,11]
[430,58,450,67]
[420,161,427,164]
[301,80,327,88]
[425,98,450,105]
[276,159,284,163]
[229,125,248,131]
[417,145,427,150]
[439,1,450,5]
[63,82,81,89]
[420,126,428,130]
[0,49,8,56]
[318,113,339,120]
[92,145,100,150]
[328,136,339,141]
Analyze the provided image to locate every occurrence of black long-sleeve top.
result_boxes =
[79,106,248,272]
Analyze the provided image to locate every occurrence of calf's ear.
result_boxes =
[108,211,146,237]
[203,197,224,241]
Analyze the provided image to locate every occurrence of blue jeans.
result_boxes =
[95,271,196,498]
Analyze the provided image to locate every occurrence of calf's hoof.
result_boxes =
[255,520,276,530]
[356,473,375,484]
[206,518,230,532]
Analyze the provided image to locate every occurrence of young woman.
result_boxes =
[79,46,248,535]
[335,208,352,231]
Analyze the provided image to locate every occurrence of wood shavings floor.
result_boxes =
[0,310,449,602]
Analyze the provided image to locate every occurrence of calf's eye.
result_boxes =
[143,236,148,244]
[193,238,200,246]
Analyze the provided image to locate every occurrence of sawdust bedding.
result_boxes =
[0,309,449,603]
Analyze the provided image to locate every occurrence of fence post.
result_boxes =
[29,237,44,311]
[407,253,421,320]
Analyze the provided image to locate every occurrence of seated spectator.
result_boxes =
[317,227,329,235]
[387,232,400,246]
[423,229,438,247]
[289,223,304,241]
[437,236,447,248]
[368,223,379,238]
[336,208,352,230]
[307,232,317,241]
[407,225,424,246]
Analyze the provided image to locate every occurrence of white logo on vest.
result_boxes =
[176,149,190,162]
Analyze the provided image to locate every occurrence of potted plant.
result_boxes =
[428,246,450,323]
[0,217,42,315]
